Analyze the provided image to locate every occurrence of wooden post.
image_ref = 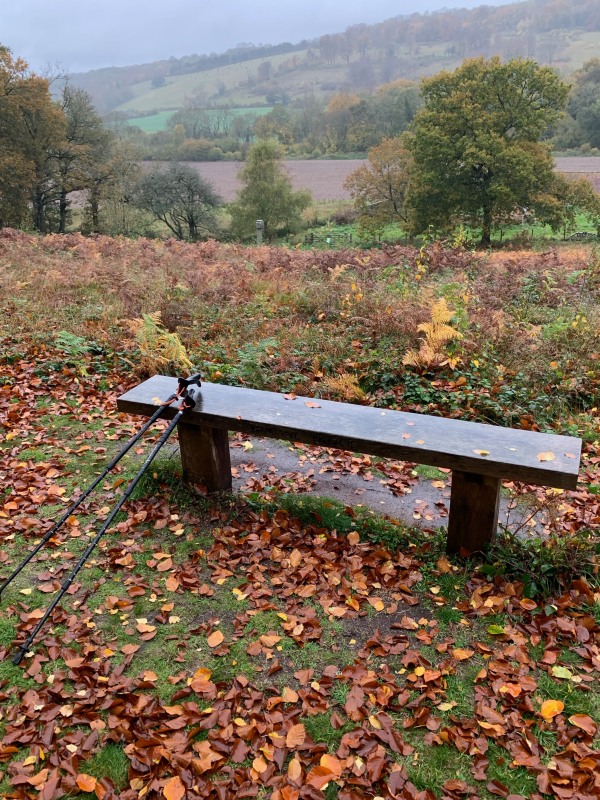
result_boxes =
[446,470,501,555]
[177,421,232,491]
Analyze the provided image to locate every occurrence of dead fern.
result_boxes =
[321,372,366,401]
[127,311,193,378]
[403,297,463,370]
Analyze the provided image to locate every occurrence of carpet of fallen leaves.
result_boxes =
[1,228,600,800]
[0,341,599,800]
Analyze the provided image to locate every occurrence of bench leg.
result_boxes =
[446,471,500,555]
[177,422,232,491]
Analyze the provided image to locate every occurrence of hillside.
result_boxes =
[69,0,600,128]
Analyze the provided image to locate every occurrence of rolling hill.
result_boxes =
[68,0,600,131]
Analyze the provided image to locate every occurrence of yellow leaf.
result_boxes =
[473,449,489,457]
[163,775,185,800]
[540,699,564,720]
[537,451,555,462]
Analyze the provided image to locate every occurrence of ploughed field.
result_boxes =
[177,156,600,202]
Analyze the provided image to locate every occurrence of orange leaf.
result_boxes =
[367,596,384,612]
[540,699,564,720]
[452,648,474,661]
[207,630,224,648]
[287,757,302,782]
[436,556,452,574]
[286,722,306,748]
[259,634,281,647]
[163,775,185,800]
[252,755,268,773]
[320,754,342,778]
[499,683,522,697]
[76,774,97,792]
[282,687,299,703]
[306,765,335,790]
[304,401,321,408]
[537,451,555,462]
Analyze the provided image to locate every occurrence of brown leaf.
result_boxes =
[304,401,321,408]
[568,714,598,736]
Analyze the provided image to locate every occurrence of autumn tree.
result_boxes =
[0,47,65,231]
[56,85,113,232]
[229,139,311,240]
[344,138,412,233]
[132,162,221,241]
[406,57,569,245]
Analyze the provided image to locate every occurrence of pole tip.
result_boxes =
[12,650,25,666]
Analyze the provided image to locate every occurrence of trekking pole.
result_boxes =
[0,374,200,599]
[11,398,194,666]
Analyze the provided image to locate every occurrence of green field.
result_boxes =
[127,106,274,133]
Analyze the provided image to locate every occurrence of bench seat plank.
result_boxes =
[117,376,581,490]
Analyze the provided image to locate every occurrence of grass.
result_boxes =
[79,742,129,792]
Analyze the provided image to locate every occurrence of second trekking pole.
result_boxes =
[11,405,188,665]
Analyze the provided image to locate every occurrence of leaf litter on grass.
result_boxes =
[1,336,600,798]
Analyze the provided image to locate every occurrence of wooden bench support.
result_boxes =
[446,471,501,555]
[178,421,232,491]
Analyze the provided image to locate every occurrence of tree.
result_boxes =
[344,138,412,233]
[406,57,569,244]
[0,47,65,231]
[229,139,311,240]
[566,59,600,149]
[56,85,112,232]
[132,162,221,241]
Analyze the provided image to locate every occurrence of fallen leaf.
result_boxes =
[76,775,97,792]
[537,451,555,462]
[207,630,224,648]
[286,723,306,748]
[305,401,321,408]
[163,775,185,800]
[540,700,564,720]
[568,714,598,736]
[288,757,302,781]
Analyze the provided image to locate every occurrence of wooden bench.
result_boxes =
[117,377,582,555]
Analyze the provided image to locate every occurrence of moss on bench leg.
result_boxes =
[177,422,232,491]
[446,471,500,555]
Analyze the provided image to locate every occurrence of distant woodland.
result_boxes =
[58,0,600,161]
[2,0,600,241]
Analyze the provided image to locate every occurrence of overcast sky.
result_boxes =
[2,0,516,74]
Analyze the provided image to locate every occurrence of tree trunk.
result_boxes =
[480,203,492,246]
[32,189,46,233]
[58,190,68,233]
